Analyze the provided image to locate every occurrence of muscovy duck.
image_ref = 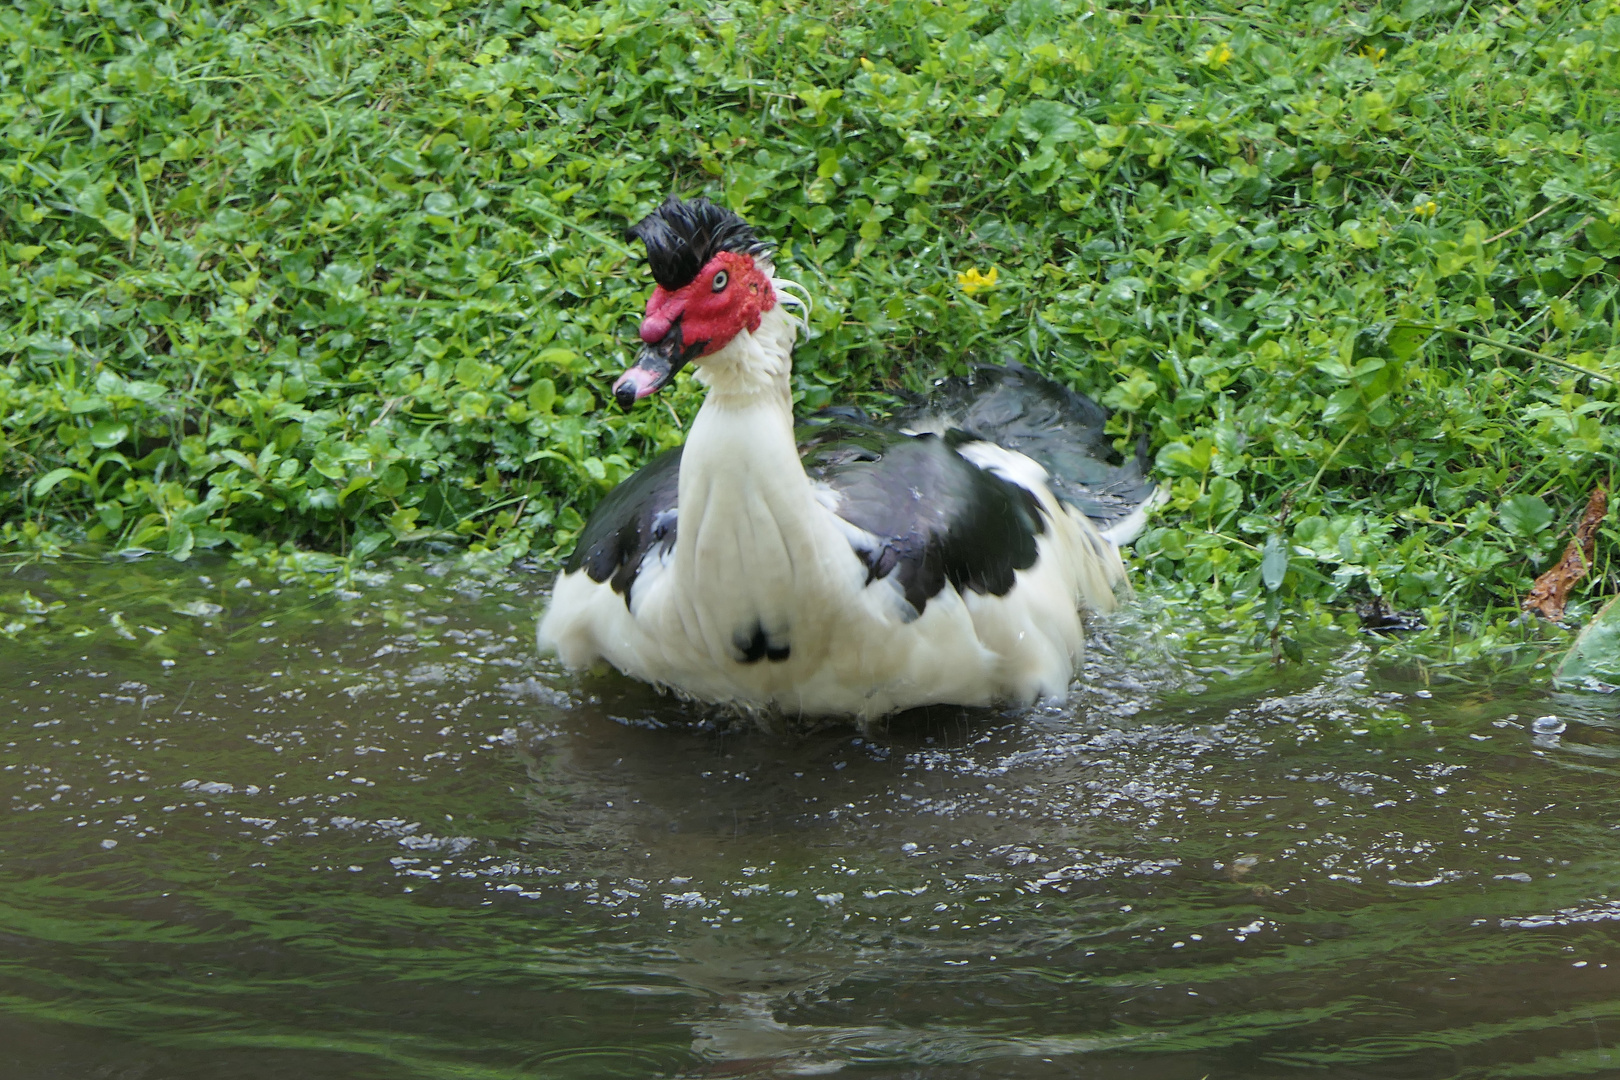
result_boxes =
[538,196,1156,720]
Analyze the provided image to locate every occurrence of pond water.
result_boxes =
[4,558,1620,1079]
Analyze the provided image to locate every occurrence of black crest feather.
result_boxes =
[626,196,770,291]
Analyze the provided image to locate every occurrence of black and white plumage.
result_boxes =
[539,198,1157,720]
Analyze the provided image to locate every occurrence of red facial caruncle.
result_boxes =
[639,250,776,356]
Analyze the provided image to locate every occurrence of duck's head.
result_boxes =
[613,196,778,408]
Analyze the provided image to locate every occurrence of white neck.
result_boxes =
[678,296,807,521]
[671,289,833,658]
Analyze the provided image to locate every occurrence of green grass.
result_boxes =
[3,0,1620,653]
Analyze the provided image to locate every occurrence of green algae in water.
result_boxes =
[4,561,1620,1078]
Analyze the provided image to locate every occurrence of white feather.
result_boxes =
[1099,485,1167,548]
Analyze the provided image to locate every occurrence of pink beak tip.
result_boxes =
[612,367,661,402]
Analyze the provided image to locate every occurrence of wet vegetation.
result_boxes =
[4,0,1620,656]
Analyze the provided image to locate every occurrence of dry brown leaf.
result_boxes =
[1524,485,1608,620]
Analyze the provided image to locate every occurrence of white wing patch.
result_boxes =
[954,440,1051,496]
[810,480,842,513]
[1098,485,1166,548]
[814,480,922,623]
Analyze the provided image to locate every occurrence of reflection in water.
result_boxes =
[3,559,1620,1078]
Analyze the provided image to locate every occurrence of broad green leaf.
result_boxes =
[1556,599,1620,688]
[1261,534,1289,591]
[166,520,194,562]
[1016,100,1082,145]
[376,465,409,498]
[351,530,390,559]
[1499,495,1554,537]
[89,420,129,449]
[536,348,579,373]
[33,468,89,497]
[528,378,557,414]
[1155,441,1213,477]
[338,475,374,506]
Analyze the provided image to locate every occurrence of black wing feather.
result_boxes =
[893,362,1156,530]
[566,447,682,605]
[803,421,1046,618]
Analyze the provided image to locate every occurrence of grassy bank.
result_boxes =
[3,0,1620,649]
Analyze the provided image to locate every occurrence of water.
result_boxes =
[4,558,1620,1078]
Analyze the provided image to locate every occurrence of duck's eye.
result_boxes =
[711,270,729,292]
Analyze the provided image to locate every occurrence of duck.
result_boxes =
[537,196,1157,721]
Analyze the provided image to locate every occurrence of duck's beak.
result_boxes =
[612,318,704,409]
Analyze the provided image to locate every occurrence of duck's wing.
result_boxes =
[892,362,1157,537]
[801,421,1047,621]
[565,447,682,605]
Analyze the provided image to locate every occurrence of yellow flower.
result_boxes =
[1412,198,1438,217]
[1361,45,1386,63]
[1203,42,1233,68]
[956,266,999,296]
